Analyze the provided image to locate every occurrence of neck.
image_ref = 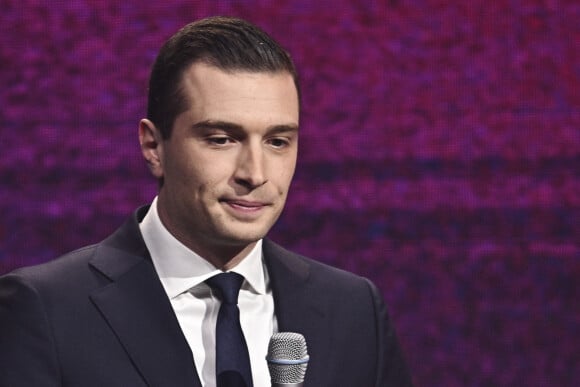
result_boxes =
[154,197,259,271]
[160,222,258,270]
[202,242,258,271]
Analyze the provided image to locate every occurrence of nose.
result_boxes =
[234,142,267,189]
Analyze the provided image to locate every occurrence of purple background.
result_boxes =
[1,1,578,385]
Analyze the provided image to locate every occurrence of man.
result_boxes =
[0,17,412,386]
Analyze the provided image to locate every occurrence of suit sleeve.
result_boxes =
[365,278,414,387]
[0,272,61,386]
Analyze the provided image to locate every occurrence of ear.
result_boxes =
[139,119,165,179]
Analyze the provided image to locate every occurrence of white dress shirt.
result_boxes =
[139,197,277,387]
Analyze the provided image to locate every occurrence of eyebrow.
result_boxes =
[191,120,299,135]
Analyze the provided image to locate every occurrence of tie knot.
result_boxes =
[206,272,245,305]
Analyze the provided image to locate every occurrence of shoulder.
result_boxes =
[1,244,99,290]
[263,238,381,300]
[0,245,111,323]
[1,206,150,292]
[264,238,371,279]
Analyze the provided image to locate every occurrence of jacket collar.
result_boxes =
[263,239,331,384]
[87,206,330,386]
[88,206,201,387]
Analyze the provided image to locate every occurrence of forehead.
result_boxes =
[179,63,299,124]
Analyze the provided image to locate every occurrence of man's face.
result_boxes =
[140,63,299,264]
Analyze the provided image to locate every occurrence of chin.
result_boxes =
[221,228,269,245]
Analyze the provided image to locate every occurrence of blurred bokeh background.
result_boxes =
[1,1,578,385]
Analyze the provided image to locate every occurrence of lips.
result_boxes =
[220,198,271,211]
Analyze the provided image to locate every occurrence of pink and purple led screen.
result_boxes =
[1,1,578,385]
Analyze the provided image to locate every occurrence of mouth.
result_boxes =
[220,199,271,212]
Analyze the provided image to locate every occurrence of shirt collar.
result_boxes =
[139,196,267,299]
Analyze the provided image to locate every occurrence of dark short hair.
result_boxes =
[147,16,300,139]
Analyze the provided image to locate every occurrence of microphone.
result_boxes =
[266,332,309,387]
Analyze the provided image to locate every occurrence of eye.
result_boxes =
[268,137,291,149]
[206,136,235,146]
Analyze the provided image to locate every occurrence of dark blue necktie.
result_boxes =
[206,272,253,387]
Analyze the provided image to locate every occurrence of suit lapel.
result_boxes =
[88,210,201,387]
[263,240,332,385]
[85,209,332,386]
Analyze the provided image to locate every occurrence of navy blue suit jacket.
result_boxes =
[0,207,412,386]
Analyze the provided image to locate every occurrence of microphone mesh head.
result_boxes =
[267,332,309,384]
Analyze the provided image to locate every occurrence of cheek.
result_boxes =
[274,170,295,195]
[179,160,231,196]
[172,152,223,180]
[277,157,297,187]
